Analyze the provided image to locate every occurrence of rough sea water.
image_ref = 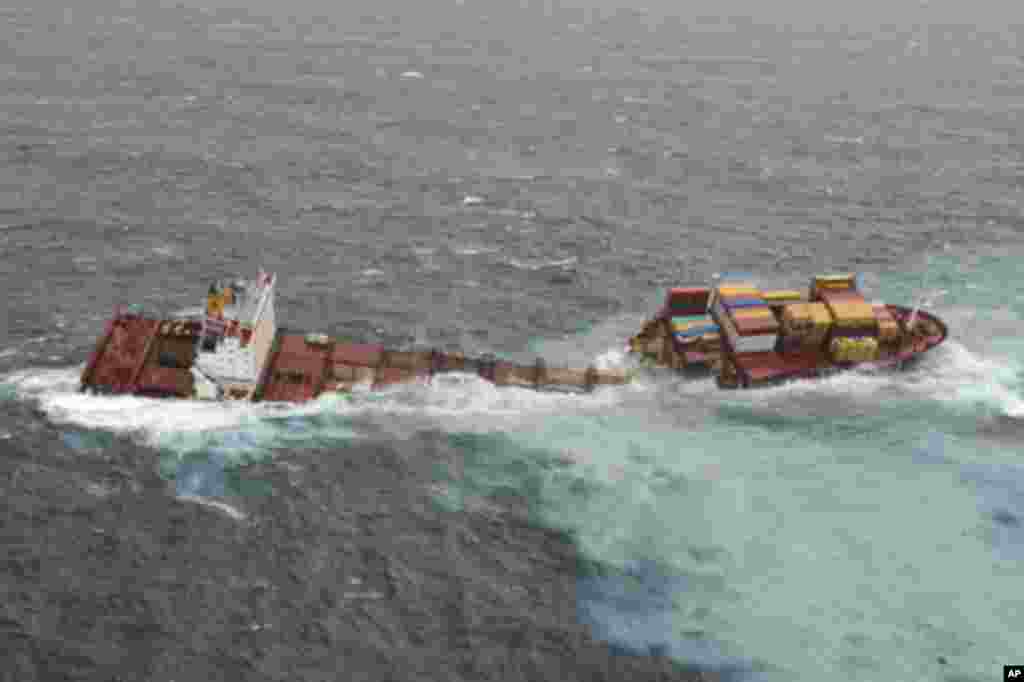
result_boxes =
[2,0,1023,680]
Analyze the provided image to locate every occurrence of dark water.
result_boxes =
[2,1,1024,680]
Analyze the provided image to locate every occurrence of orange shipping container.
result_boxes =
[731,307,775,321]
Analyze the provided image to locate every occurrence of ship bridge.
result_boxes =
[193,271,277,393]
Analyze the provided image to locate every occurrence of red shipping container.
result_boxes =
[666,287,710,315]
[732,317,780,335]
[668,287,709,302]
[816,289,865,305]
[735,351,821,382]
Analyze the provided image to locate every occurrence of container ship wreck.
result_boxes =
[629,273,948,389]
[79,270,632,402]
[79,270,948,402]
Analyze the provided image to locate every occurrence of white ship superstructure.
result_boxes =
[193,270,277,396]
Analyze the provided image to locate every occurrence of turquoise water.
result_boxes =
[6,256,1022,682]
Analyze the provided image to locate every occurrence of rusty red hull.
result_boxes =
[79,312,628,401]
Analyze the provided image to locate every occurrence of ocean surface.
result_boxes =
[2,1,1023,680]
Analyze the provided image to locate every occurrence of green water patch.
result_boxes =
[431,430,585,521]
[878,252,1024,312]
[714,391,1011,448]
[162,449,274,499]
[433,403,1023,681]
[0,383,17,402]
[60,427,116,453]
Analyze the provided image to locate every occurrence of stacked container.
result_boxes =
[808,273,858,300]
[709,283,781,354]
[761,290,804,304]
[779,302,833,353]
[829,336,880,363]
[670,314,720,345]
[664,287,710,317]
[807,274,881,363]
[818,290,878,339]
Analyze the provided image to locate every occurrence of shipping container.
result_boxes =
[707,284,761,314]
[877,319,900,344]
[762,290,803,303]
[731,307,775,321]
[817,288,865,304]
[829,336,879,363]
[732,316,780,335]
[720,295,768,309]
[671,315,714,332]
[872,306,901,344]
[810,273,856,289]
[665,288,710,316]
[737,350,823,384]
[673,324,719,340]
[730,333,779,354]
[824,300,877,329]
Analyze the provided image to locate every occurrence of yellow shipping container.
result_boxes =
[830,337,879,363]
[781,303,812,330]
[830,337,853,362]
[717,286,760,298]
[825,300,876,328]
[810,273,858,299]
[808,302,832,328]
[813,273,856,286]
[762,290,803,302]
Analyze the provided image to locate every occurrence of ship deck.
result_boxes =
[79,314,629,400]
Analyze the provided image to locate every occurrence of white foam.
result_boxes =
[177,494,247,521]
[733,339,1024,419]
[593,348,630,370]
[505,256,577,271]
[452,245,499,256]
[1,358,633,447]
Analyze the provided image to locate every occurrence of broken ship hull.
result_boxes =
[78,311,630,401]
